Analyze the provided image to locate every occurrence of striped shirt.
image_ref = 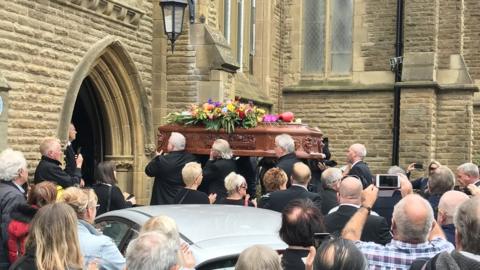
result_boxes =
[355,237,454,270]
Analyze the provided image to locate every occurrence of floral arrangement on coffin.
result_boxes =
[166,98,297,133]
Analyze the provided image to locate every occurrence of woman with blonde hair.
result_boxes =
[173,162,216,204]
[202,139,237,199]
[216,172,255,207]
[60,187,125,270]
[10,202,83,270]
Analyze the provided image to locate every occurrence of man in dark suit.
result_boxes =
[437,190,469,246]
[345,143,373,188]
[262,162,322,212]
[145,132,197,205]
[319,167,342,215]
[274,134,300,183]
[64,123,78,177]
[325,176,391,245]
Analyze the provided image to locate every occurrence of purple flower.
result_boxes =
[208,98,213,104]
[214,101,222,107]
[263,114,278,123]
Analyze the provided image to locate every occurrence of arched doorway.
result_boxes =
[58,37,155,204]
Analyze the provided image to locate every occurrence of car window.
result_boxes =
[197,257,237,270]
[96,220,130,247]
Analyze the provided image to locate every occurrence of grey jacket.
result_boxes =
[0,181,26,270]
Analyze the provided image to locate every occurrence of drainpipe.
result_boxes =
[391,0,404,165]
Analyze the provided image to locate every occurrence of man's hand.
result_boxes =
[179,242,196,269]
[76,153,84,168]
[305,246,316,270]
[155,150,163,157]
[398,173,413,197]
[208,193,217,204]
[362,184,379,208]
[406,163,415,174]
[79,179,85,187]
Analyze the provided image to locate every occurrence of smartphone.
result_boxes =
[375,174,400,189]
[126,194,135,200]
[414,163,423,170]
[313,233,331,248]
[76,146,82,155]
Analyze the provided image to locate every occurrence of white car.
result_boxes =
[95,204,287,270]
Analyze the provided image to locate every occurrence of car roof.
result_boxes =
[96,205,287,266]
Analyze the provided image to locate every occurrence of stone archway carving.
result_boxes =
[58,36,154,203]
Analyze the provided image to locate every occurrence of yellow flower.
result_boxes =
[227,103,235,112]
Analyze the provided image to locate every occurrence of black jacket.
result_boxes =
[33,156,81,188]
[349,161,373,188]
[8,248,37,270]
[93,183,133,215]
[319,188,338,215]
[324,205,392,245]
[145,151,197,205]
[261,185,322,213]
[64,144,77,177]
[201,158,237,199]
[276,153,301,183]
[281,249,309,270]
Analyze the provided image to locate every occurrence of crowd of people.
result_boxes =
[0,128,480,270]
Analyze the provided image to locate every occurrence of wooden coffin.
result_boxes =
[157,124,324,159]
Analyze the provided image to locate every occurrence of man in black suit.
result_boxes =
[64,123,78,177]
[319,167,341,215]
[325,176,391,245]
[345,143,373,188]
[262,162,322,212]
[145,132,197,205]
[274,134,300,183]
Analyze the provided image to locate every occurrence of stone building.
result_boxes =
[1,0,480,203]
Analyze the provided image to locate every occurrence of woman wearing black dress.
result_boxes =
[216,172,255,207]
[173,162,216,204]
[93,161,135,215]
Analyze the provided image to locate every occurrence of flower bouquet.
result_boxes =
[166,98,267,133]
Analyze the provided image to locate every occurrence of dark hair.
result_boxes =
[94,161,117,185]
[279,199,325,247]
[314,238,367,270]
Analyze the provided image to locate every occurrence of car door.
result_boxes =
[95,217,140,254]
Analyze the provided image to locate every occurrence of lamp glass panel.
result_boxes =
[163,5,173,33]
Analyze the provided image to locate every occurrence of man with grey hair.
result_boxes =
[146,132,197,205]
[342,186,454,269]
[426,165,455,218]
[325,177,391,244]
[345,143,373,188]
[274,134,300,182]
[437,190,469,246]
[126,231,180,270]
[202,139,237,199]
[415,197,480,269]
[319,167,342,214]
[0,149,28,270]
[456,162,480,189]
[34,137,83,188]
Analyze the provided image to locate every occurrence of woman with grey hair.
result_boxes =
[216,172,255,207]
[202,139,237,199]
[0,149,28,269]
[235,245,282,270]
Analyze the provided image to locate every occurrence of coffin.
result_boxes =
[157,124,324,159]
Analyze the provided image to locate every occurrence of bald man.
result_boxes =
[343,189,454,269]
[325,177,391,244]
[437,190,469,246]
[345,143,373,188]
[262,162,322,213]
